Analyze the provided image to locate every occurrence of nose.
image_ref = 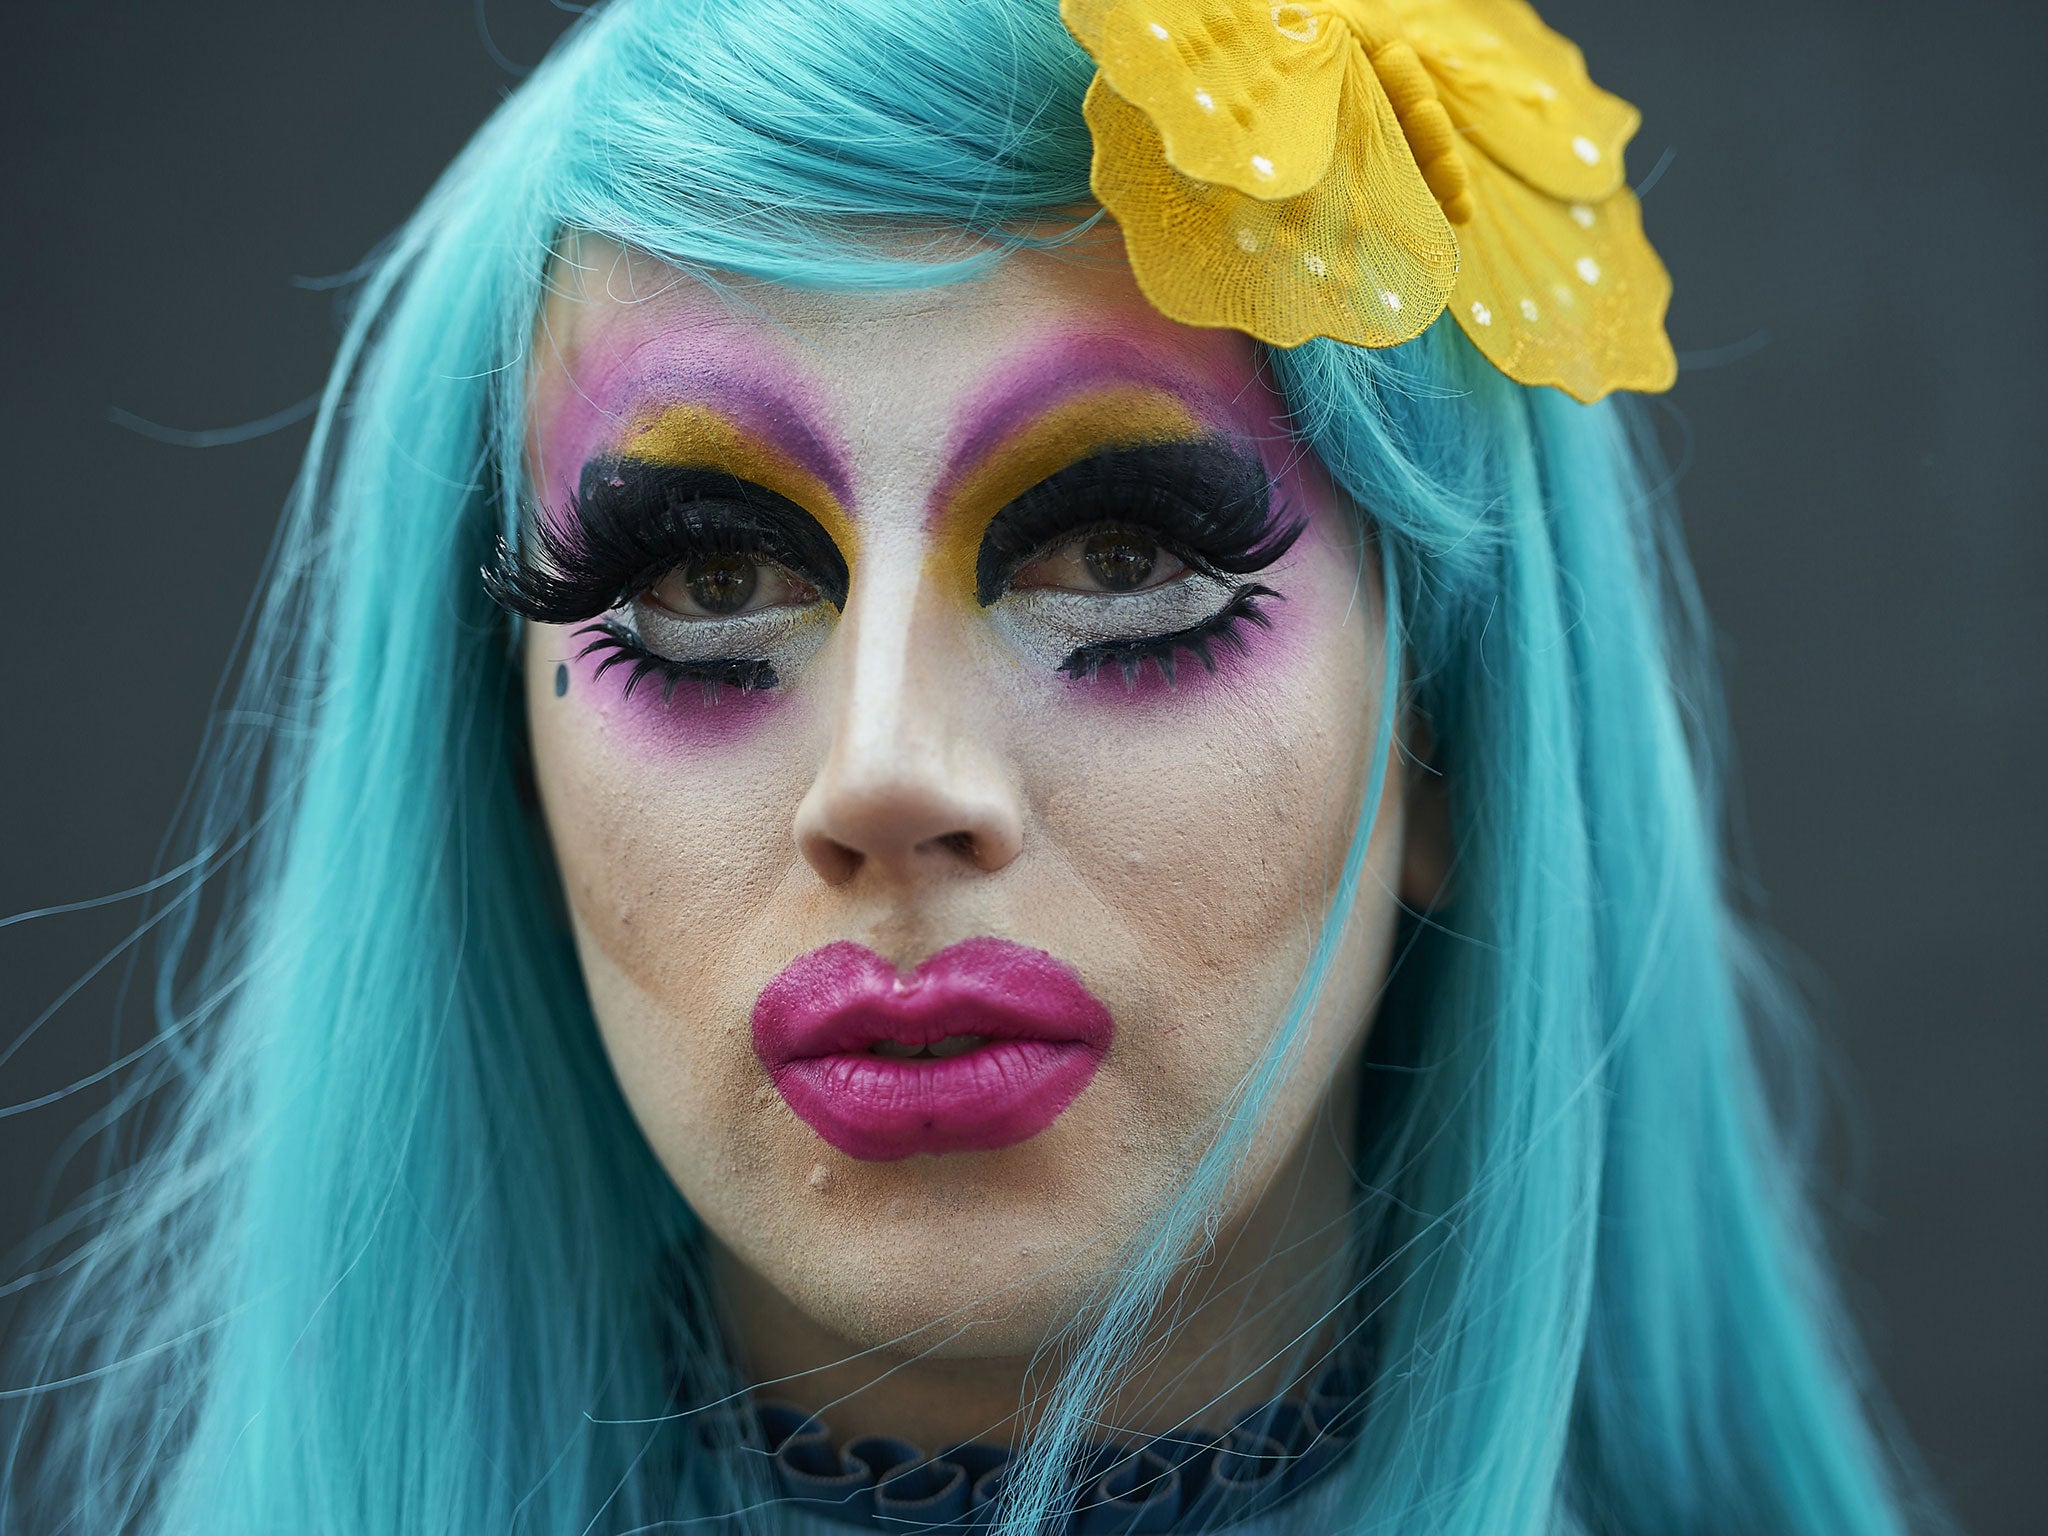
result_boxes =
[793,600,1025,887]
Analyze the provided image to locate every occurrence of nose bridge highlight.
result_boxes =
[793,577,1024,885]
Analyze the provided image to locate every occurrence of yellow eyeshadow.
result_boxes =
[926,387,1206,602]
[615,402,858,559]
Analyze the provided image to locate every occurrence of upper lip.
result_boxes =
[752,937,1114,1065]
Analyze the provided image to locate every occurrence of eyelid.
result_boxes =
[1010,526,1191,594]
[972,440,1295,607]
[482,456,850,625]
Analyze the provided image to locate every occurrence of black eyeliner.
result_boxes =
[974,439,1300,607]
[484,455,850,624]
[1057,584,1282,687]
[575,621,780,703]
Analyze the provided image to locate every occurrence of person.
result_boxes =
[3,1,1933,1532]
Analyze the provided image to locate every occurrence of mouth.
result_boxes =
[751,937,1115,1161]
[866,1034,990,1060]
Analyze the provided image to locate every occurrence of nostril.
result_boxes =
[802,834,863,887]
[931,831,978,862]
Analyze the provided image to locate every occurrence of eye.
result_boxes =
[1009,525,1191,596]
[645,554,819,618]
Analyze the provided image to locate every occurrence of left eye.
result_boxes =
[644,554,818,618]
[1009,526,1190,595]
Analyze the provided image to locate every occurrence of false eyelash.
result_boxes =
[574,622,779,703]
[483,457,849,625]
[977,440,1303,607]
[1058,584,1282,688]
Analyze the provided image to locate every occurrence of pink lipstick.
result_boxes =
[752,937,1114,1161]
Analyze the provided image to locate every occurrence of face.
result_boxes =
[519,231,1433,1417]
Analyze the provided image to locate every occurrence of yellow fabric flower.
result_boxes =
[1061,0,1676,401]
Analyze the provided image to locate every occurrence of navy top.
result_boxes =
[733,1356,1371,1533]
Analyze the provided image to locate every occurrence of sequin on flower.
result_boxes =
[1061,0,1676,400]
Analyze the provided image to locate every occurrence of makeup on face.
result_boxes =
[495,372,1305,712]
[971,436,1300,685]
[489,453,848,700]
[522,243,1399,1419]
[751,938,1115,1161]
[492,387,859,708]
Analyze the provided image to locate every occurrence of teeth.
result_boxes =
[866,1035,990,1060]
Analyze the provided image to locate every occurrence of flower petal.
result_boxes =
[1448,150,1674,401]
[1086,60,1457,349]
[1392,0,1638,203]
[1066,0,1352,199]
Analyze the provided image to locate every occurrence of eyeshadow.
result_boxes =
[974,439,1297,606]
[485,454,851,624]
[536,321,853,516]
[1056,583,1282,687]
[616,397,851,518]
[927,331,1239,520]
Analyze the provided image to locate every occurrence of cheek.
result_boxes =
[1007,524,1381,1076]
[1048,590,1318,707]
[525,630,813,1006]
[525,637,841,1250]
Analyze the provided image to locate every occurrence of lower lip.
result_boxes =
[752,938,1114,1162]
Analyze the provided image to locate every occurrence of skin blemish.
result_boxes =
[554,663,569,698]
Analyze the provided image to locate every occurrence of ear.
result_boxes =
[1397,709,1452,912]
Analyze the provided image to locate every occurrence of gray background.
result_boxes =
[2,3,2041,1530]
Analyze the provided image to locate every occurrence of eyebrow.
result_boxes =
[927,332,1236,525]
[612,386,851,513]
[548,330,854,512]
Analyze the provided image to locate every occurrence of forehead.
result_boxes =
[527,232,1281,486]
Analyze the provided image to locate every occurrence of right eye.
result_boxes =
[645,554,819,619]
[1008,524,1193,596]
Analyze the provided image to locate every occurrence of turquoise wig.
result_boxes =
[3,1,1930,1532]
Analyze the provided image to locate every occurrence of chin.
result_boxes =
[718,1114,1178,1361]
[808,1255,1088,1360]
